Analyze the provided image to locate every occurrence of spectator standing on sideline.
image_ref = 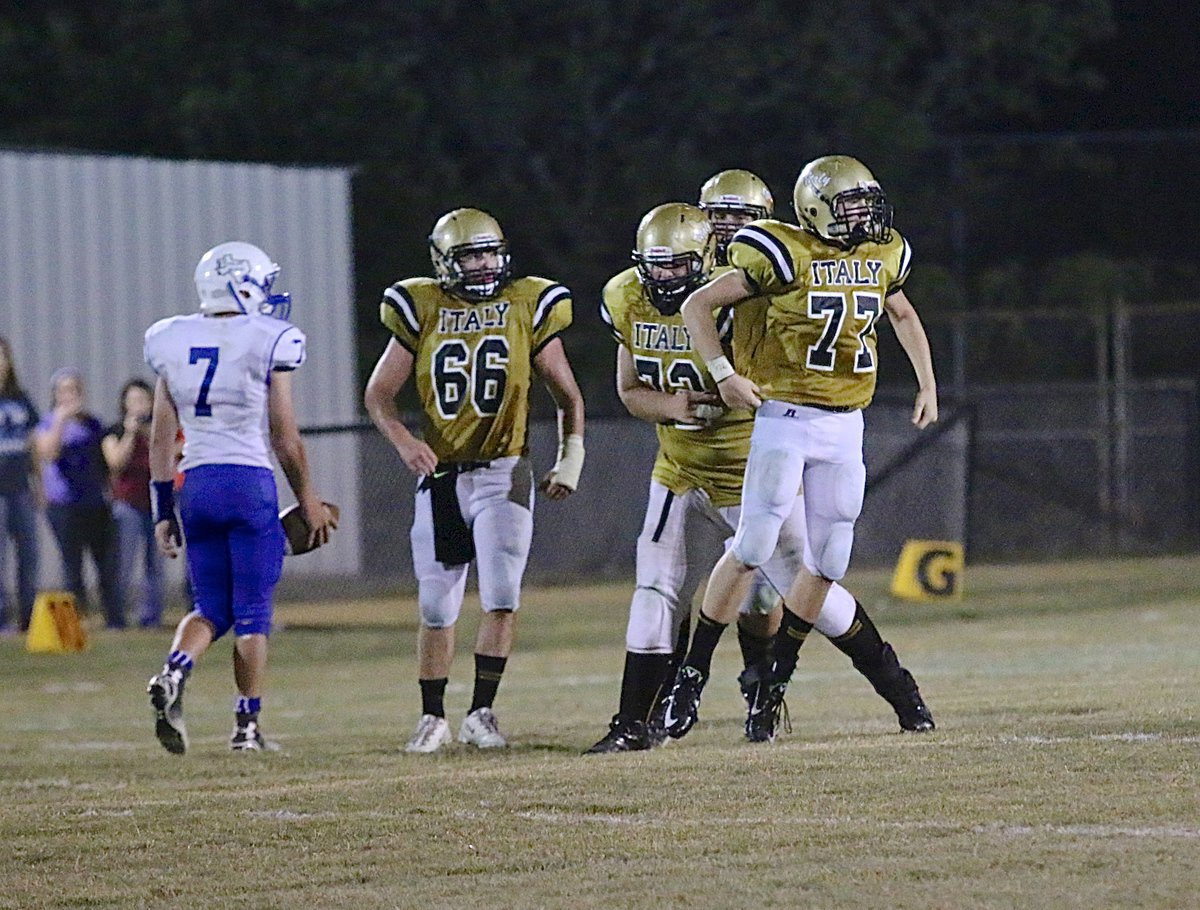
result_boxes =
[103,378,165,628]
[35,368,124,628]
[0,337,41,633]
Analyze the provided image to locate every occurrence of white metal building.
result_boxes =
[0,148,360,588]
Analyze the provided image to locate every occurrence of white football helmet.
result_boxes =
[194,241,292,319]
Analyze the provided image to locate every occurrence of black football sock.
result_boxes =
[419,677,448,718]
[769,608,813,682]
[469,654,507,712]
[683,612,728,678]
[829,602,911,698]
[737,622,772,671]
[617,651,674,722]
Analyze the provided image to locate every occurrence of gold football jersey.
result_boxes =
[380,276,572,461]
[600,265,752,507]
[728,220,913,410]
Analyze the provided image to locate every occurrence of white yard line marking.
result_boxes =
[505,809,1200,840]
[1004,732,1200,745]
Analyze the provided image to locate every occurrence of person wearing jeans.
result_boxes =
[0,336,40,632]
[103,379,165,627]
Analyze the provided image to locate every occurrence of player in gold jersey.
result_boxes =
[588,195,924,751]
[364,208,586,753]
[663,156,937,740]
[698,168,774,266]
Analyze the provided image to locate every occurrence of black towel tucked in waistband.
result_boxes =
[418,462,489,566]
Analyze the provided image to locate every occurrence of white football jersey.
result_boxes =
[144,313,306,471]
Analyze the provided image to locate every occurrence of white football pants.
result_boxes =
[731,402,866,582]
[410,456,534,628]
[625,479,857,653]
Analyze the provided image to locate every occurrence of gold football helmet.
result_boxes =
[698,169,774,265]
[429,208,511,300]
[793,155,893,247]
[632,203,716,315]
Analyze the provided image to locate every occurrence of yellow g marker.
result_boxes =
[890,540,964,602]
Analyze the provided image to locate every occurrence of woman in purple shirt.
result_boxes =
[0,337,40,633]
[35,369,124,629]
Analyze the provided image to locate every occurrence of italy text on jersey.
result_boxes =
[379,277,572,462]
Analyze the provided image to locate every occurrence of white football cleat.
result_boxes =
[405,714,451,753]
[230,720,282,752]
[458,707,508,748]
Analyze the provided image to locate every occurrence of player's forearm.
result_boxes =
[273,433,314,501]
[365,391,423,457]
[680,295,725,364]
[892,312,937,392]
[149,378,180,482]
[534,339,585,439]
[547,377,584,439]
[618,385,679,424]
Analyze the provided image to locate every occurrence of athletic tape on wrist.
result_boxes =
[551,433,585,491]
[706,355,735,383]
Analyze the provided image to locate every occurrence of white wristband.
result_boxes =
[706,355,736,383]
[550,433,585,491]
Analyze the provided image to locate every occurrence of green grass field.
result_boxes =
[2,556,1199,909]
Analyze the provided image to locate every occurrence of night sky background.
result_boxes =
[0,1,1197,408]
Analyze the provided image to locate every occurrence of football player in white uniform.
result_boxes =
[144,242,336,754]
[664,156,938,739]
[364,208,585,753]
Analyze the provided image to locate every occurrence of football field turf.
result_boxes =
[2,555,1198,909]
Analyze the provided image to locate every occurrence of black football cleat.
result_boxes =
[739,664,790,744]
[662,666,708,739]
[644,700,670,748]
[147,668,188,755]
[867,644,936,733]
[585,715,652,754]
[891,686,936,732]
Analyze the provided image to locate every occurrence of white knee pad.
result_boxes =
[812,582,856,637]
[419,583,464,629]
[625,586,678,653]
[809,521,855,581]
[732,511,788,568]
